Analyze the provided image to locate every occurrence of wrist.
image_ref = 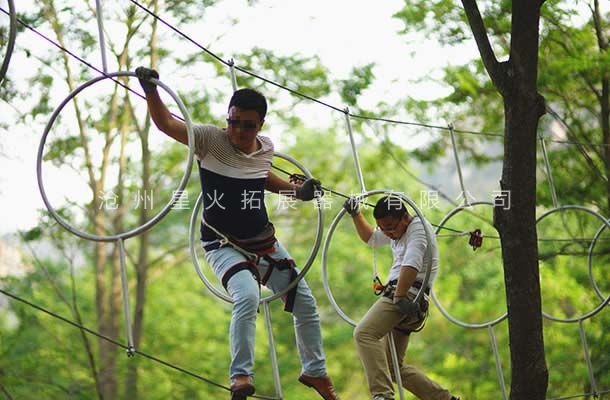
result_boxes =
[144,86,158,95]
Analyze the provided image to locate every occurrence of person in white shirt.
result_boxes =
[344,195,459,400]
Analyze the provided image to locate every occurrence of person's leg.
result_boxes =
[353,297,405,399]
[261,241,326,377]
[387,311,452,400]
[205,245,259,379]
[261,242,340,399]
[226,269,260,378]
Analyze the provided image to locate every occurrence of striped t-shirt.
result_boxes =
[193,124,274,241]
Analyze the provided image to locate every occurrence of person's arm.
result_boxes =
[265,172,322,201]
[136,67,188,145]
[145,90,188,145]
[351,213,375,243]
[343,198,374,243]
[393,266,418,299]
[265,171,298,194]
[393,222,427,300]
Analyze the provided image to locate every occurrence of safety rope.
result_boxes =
[0,288,278,400]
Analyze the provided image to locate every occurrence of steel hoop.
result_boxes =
[189,151,324,304]
[322,189,434,327]
[0,0,16,84]
[37,71,195,242]
[588,221,609,301]
[537,205,610,323]
[431,201,508,329]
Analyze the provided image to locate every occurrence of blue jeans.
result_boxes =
[204,240,327,379]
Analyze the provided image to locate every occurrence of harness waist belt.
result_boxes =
[385,279,430,296]
[203,241,230,252]
[210,248,299,314]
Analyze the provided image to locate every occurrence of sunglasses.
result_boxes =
[226,118,258,131]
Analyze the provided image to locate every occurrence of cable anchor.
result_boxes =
[469,229,483,250]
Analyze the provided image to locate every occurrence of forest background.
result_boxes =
[0,1,608,399]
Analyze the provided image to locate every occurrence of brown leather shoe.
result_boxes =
[298,374,340,400]
[230,375,255,399]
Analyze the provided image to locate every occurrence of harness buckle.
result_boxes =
[372,276,385,296]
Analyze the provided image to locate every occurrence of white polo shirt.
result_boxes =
[368,216,439,295]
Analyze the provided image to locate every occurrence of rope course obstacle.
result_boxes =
[535,133,610,399]
[37,71,196,355]
[0,2,607,399]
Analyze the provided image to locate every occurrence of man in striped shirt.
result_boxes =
[136,67,339,400]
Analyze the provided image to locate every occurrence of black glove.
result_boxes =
[394,297,422,318]
[135,66,159,94]
[296,178,323,201]
[343,196,362,217]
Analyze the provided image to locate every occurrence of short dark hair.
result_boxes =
[228,88,267,121]
[373,195,408,220]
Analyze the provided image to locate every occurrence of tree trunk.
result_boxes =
[592,0,610,213]
[125,139,150,400]
[123,92,152,400]
[588,0,610,213]
[125,4,158,397]
[461,0,548,398]
[42,2,119,397]
[95,238,115,400]
[494,1,548,399]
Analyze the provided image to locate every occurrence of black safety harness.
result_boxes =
[379,279,430,334]
[203,226,299,313]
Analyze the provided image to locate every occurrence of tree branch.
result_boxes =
[591,0,607,52]
[67,246,103,400]
[461,0,507,95]
[45,1,98,194]
[0,382,15,400]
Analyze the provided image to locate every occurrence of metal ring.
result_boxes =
[0,0,16,84]
[588,222,609,301]
[189,152,324,304]
[37,71,195,242]
[430,202,508,329]
[322,189,434,327]
[537,205,610,323]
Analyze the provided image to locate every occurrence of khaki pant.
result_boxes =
[354,296,451,400]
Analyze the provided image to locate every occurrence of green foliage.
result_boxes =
[234,47,332,102]
[337,63,376,107]
[393,0,469,45]
[394,0,610,211]
[42,135,81,166]
[22,227,43,242]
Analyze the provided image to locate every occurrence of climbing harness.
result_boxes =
[382,280,430,334]
[202,218,299,313]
